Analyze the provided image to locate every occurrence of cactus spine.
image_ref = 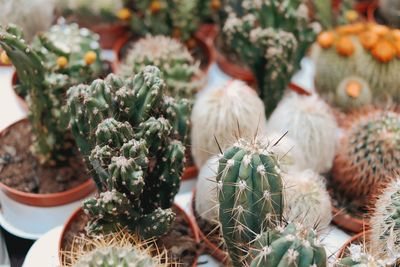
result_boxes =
[0,23,102,165]
[67,66,188,238]
[249,223,327,267]
[217,137,284,266]
[222,0,316,116]
[119,35,201,99]
[331,108,400,206]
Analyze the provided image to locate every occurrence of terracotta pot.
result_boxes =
[332,205,369,234]
[182,166,199,181]
[191,190,229,263]
[366,0,379,22]
[0,119,96,207]
[337,230,370,259]
[88,23,129,50]
[59,204,200,267]
[355,0,375,15]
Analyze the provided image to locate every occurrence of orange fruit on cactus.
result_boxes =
[371,40,396,62]
[317,31,335,48]
[359,31,379,50]
[150,1,162,13]
[336,36,356,57]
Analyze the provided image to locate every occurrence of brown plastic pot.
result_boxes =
[191,189,229,263]
[59,204,200,267]
[337,230,370,259]
[88,23,129,50]
[332,205,369,234]
[0,119,96,207]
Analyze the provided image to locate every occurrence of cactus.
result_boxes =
[338,244,389,267]
[67,66,188,238]
[310,0,358,30]
[248,223,327,267]
[127,0,200,42]
[266,93,338,174]
[379,0,400,28]
[222,0,317,116]
[56,0,126,24]
[65,230,170,267]
[331,108,400,206]
[217,137,284,266]
[191,80,267,168]
[0,0,54,42]
[370,178,400,261]
[0,23,103,165]
[118,35,201,99]
[283,170,332,234]
[335,76,372,112]
[314,23,400,105]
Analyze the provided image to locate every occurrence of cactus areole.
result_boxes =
[67,66,189,239]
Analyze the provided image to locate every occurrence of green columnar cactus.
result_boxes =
[67,66,188,238]
[127,0,200,42]
[332,109,400,206]
[119,35,201,99]
[74,246,159,267]
[370,178,400,261]
[0,23,102,165]
[217,137,284,266]
[222,0,317,116]
[249,223,327,267]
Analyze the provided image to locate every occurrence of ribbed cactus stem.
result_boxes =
[249,223,327,267]
[217,137,284,266]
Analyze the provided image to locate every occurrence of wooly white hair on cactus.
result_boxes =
[370,178,400,260]
[195,133,302,224]
[283,169,332,234]
[191,80,267,168]
[266,92,338,173]
[195,156,220,224]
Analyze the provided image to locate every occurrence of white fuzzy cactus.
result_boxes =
[283,169,332,234]
[370,178,400,261]
[266,92,338,173]
[191,80,267,168]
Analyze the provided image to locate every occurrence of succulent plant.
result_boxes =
[191,80,267,168]
[67,66,188,238]
[283,169,332,234]
[266,93,338,174]
[335,76,372,112]
[310,0,358,30]
[56,0,126,24]
[0,0,54,42]
[370,178,400,261]
[249,223,327,267]
[222,0,317,116]
[217,137,284,266]
[331,108,400,206]
[314,23,400,105]
[0,23,103,165]
[379,0,400,28]
[127,0,200,42]
[65,230,170,267]
[118,35,201,99]
[338,244,389,267]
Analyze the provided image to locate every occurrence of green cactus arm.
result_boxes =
[137,208,175,239]
[37,34,69,57]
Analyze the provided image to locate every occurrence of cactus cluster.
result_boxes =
[310,0,358,30]
[191,80,267,168]
[119,35,201,99]
[314,23,400,108]
[331,108,400,207]
[67,66,188,238]
[126,0,200,43]
[0,23,103,165]
[56,0,127,24]
[338,244,388,266]
[266,93,338,174]
[65,230,170,267]
[222,0,317,116]
[249,223,327,267]
[216,137,284,266]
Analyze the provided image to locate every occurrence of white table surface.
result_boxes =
[0,56,351,267]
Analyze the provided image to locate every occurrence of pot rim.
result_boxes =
[337,230,370,259]
[331,204,369,233]
[0,118,96,207]
[58,203,200,267]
